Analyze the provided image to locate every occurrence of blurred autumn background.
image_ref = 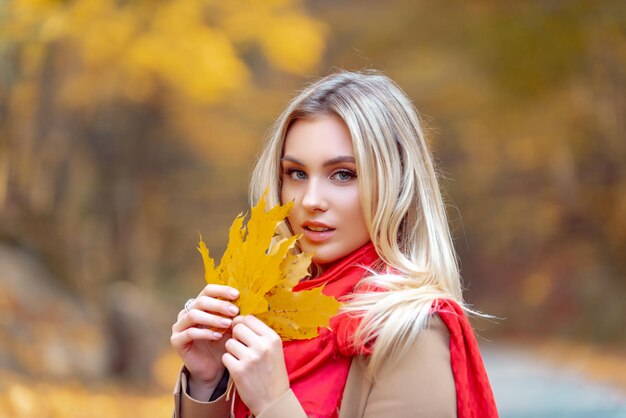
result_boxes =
[0,0,625,416]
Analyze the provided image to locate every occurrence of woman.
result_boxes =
[171,70,498,417]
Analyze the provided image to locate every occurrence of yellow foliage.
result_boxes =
[0,370,171,418]
[81,9,136,67]
[258,12,326,74]
[197,192,341,341]
[219,2,326,74]
[0,0,325,104]
[152,351,184,390]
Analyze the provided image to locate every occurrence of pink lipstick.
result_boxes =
[301,221,335,243]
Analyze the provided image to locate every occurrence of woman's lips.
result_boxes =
[303,228,335,243]
[301,222,335,243]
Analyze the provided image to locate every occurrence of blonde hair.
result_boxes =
[250,70,468,375]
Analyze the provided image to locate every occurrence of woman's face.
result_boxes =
[281,114,371,270]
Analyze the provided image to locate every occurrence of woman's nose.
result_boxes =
[301,179,328,212]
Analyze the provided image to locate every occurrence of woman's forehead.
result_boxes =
[282,114,354,161]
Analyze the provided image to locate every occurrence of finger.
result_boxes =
[171,327,223,348]
[241,315,275,336]
[231,315,246,326]
[173,309,233,332]
[231,322,262,347]
[194,295,240,317]
[222,352,242,375]
[199,284,240,301]
[224,337,250,361]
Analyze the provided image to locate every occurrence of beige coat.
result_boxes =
[173,315,456,418]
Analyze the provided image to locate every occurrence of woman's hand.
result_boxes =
[171,284,240,399]
[223,315,290,415]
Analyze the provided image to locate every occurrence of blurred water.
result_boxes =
[482,344,626,418]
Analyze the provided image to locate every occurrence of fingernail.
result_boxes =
[220,318,232,326]
[213,331,222,338]
[228,305,239,315]
[229,289,239,298]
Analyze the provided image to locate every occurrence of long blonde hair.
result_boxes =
[250,70,467,374]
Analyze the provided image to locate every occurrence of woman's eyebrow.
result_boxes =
[323,156,355,167]
[281,156,304,165]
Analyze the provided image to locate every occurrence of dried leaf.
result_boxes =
[197,192,340,340]
[258,287,339,340]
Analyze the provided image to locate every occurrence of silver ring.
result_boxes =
[184,298,195,313]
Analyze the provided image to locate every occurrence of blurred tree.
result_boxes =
[451,0,626,343]
[0,0,326,378]
[1,0,625,385]
[317,0,626,343]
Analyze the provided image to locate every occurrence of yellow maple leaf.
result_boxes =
[197,192,341,341]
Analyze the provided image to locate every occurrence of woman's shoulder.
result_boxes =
[343,310,456,417]
[400,311,452,373]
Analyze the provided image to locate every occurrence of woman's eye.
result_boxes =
[286,168,307,180]
[331,170,356,182]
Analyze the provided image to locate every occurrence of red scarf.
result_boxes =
[233,242,380,417]
[433,299,499,418]
[234,242,498,417]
